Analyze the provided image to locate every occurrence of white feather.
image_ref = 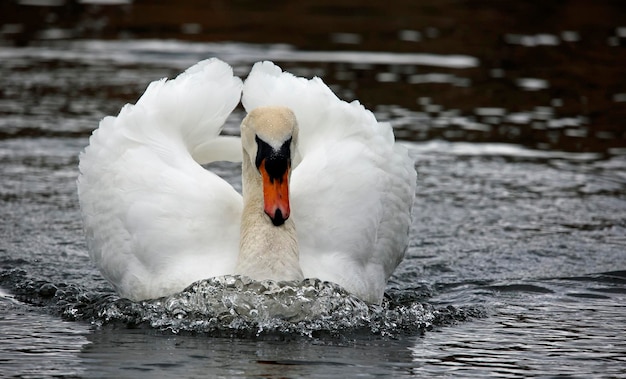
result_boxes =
[242,61,416,303]
[78,59,243,300]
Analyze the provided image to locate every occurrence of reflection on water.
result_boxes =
[1,1,626,378]
[1,0,625,153]
[80,327,420,378]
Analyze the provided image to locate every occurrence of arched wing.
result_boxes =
[77,59,244,300]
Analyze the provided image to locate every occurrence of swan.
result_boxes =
[77,58,416,304]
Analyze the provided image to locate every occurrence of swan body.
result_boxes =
[78,58,416,304]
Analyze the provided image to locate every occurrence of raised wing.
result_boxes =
[78,59,243,300]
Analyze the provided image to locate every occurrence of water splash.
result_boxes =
[94,276,441,337]
[1,270,483,338]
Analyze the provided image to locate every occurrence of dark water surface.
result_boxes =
[2,1,626,378]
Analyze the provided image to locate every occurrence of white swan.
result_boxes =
[77,58,416,304]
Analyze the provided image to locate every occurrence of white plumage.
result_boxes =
[77,58,416,304]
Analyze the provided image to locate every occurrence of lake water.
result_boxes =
[1,1,626,378]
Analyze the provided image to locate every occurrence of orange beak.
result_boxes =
[259,159,290,226]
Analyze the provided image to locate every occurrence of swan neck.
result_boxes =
[236,151,303,281]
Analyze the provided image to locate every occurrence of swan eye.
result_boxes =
[255,135,291,179]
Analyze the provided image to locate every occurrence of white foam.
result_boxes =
[402,140,601,161]
[0,39,479,69]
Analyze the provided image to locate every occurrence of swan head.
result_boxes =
[241,106,298,226]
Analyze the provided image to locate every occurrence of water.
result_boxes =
[2,1,626,378]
